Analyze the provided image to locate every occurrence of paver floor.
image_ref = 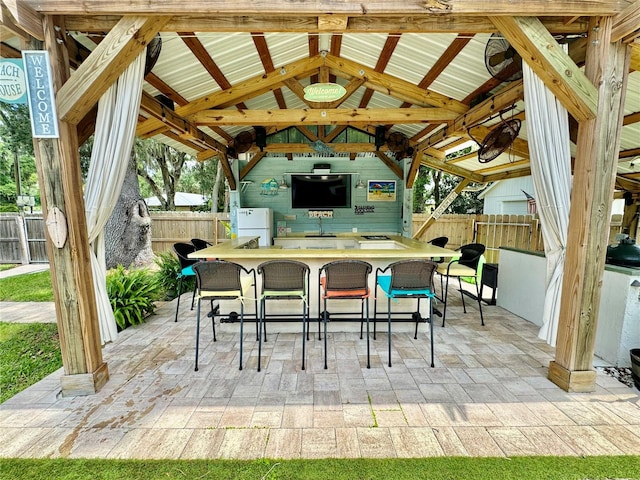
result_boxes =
[1,288,638,459]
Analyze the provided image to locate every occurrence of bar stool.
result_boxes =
[191,238,213,250]
[257,260,310,372]
[436,243,485,327]
[192,260,257,371]
[318,260,373,369]
[172,242,198,322]
[374,259,438,367]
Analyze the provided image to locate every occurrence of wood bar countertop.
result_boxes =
[189,233,458,260]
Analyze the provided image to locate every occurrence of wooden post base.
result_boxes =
[548,360,596,393]
[59,362,109,397]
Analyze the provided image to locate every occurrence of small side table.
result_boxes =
[480,263,498,305]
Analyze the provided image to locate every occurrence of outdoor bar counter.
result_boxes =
[189,233,457,323]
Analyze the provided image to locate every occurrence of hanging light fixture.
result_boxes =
[278,175,289,189]
[355,174,366,189]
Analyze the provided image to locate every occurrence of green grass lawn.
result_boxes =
[0,264,18,272]
[0,322,62,403]
[0,456,639,480]
[0,270,54,302]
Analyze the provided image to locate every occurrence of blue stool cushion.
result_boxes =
[377,275,435,298]
[181,265,195,276]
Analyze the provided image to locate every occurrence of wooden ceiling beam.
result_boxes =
[420,154,485,183]
[483,166,533,182]
[24,1,625,16]
[1,0,43,40]
[401,34,474,109]
[244,142,392,154]
[452,80,525,133]
[623,111,640,125]
[139,91,227,153]
[611,0,640,42]
[490,16,598,122]
[62,15,591,35]
[136,54,325,136]
[239,151,266,180]
[374,151,404,179]
[57,15,171,125]
[191,107,458,126]
[324,54,468,114]
[252,32,288,109]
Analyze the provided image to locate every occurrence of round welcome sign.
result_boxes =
[0,59,27,104]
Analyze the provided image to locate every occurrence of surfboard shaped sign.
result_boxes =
[303,83,346,102]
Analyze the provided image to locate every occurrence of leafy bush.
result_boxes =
[106,265,163,330]
[154,251,194,300]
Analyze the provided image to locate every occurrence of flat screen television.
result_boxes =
[291,174,351,209]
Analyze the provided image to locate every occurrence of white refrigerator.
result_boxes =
[236,207,273,247]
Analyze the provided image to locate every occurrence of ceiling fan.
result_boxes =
[144,34,162,78]
[233,131,254,154]
[484,33,523,83]
[474,116,521,164]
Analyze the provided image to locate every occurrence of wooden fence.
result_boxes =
[412,213,623,264]
[0,214,49,263]
[1,212,623,265]
[150,212,230,254]
[0,212,230,264]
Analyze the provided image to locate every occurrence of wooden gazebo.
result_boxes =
[1,0,639,395]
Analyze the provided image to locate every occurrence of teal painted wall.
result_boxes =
[237,156,406,236]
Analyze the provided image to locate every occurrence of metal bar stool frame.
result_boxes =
[436,243,485,327]
[257,260,310,372]
[192,260,257,372]
[173,242,199,322]
[374,259,438,368]
[318,260,373,369]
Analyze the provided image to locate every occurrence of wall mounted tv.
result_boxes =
[291,174,351,209]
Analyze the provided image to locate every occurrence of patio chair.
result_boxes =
[257,260,310,372]
[318,260,373,369]
[428,236,449,264]
[192,260,257,371]
[191,238,213,250]
[436,243,485,327]
[173,242,199,322]
[374,259,438,367]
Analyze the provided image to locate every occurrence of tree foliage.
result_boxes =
[412,144,484,215]
[134,138,191,210]
[0,104,39,208]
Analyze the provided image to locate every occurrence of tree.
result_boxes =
[135,138,192,210]
[80,136,154,269]
[0,103,38,209]
[104,154,154,269]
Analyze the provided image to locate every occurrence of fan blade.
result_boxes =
[488,51,507,67]
[489,46,518,67]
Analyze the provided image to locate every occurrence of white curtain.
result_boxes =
[84,51,146,344]
[522,60,572,346]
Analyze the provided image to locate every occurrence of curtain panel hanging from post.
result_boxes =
[522,59,572,346]
[84,51,146,344]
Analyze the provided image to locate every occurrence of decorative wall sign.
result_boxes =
[303,83,347,102]
[260,178,279,195]
[46,207,67,248]
[0,59,27,104]
[354,205,375,215]
[367,180,396,202]
[22,51,59,138]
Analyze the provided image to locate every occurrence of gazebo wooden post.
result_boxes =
[549,16,630,392]
[31,15,108,396]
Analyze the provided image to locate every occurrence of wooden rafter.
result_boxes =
[57,15,171,125]
[490,16,598,122]
[23,0,624,17]
[191,107,459,126]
